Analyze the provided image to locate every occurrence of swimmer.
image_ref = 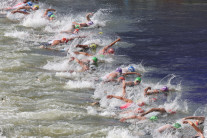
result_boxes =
[144,86,176,96]
[69,56,98,72]
[60,28,80,34]
[76,43,98,54]
[121,78,142,97]
[103,67,123,82]
[40,36,86,48]
[118,76,141,87]
[11,5,39,14]
[2,0,29,11]
[157,123,182,133]
[182,116,205,137]
[73,38,121,57]
[107,77,142,99]
[60,13,94,33]
[121,65,136,73]
[182,116,205,125]
[72,12,94,28]
[182,119,205,138]
[98,38,121,55]
[158,116,205,136]
[120,108,176,122]
[43,9,56,20]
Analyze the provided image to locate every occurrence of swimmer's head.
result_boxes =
[47,12,53,17]
[89,44,97,52]
[33,5,39,10]
[128,66,135,72]
[160,86,169,92]
[75,25,80,29]
[167,109,176,114]
[134,77,141,84]
[90,65,96,70]
[107,48,115,54]
[27,2,33,6]
[73,29,79,34]
[117,76,125,82]
[116,67,122,74]
[173,123,181,128]
[195,120,199,126]
[92,57,98,63]
[61,38,67,43]
[89,44,97,49]
[150,116,158,121]
[49,14,55,20]
[88,21,94,25]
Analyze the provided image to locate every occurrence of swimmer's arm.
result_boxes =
[144,90,159,96]
[102,38,121,52]
[120,110,134,114]
[47,9,56,12]
[107,95,133,103]
[60,30,72,34]
[72,22,79,25]
[16,6,31,11]
[158,124,175,133]
[74,51,92,56]
[183,120,204,138]
[183,116,205,121]
[73,57,89,71]
[11,6,31,14]
[75,44,89,48]
[11,10,29,14]
[86,12,93,21]
[44,9,56,16]
[41,46,60,51]
[51,40,60,46]
[69,36,87,41]
[122,80,126,98]
[141,108,166,116]
[122,72,141,77]
[120,115,146,122]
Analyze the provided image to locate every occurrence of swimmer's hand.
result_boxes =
[11,11,16,14]
[182,120,188,124]
[39,45,45,49]
[107,95,113,99]
[69,57,75,62]
[74,51,79,55]
[120,118,126,122]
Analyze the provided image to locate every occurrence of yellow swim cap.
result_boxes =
[34,5,39,9]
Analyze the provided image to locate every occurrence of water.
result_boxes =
[0,0,207,137]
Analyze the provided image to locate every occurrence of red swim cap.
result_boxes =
[108,48,115,54]
[118,76,125,81]
[136,108,144,113]
[62,38,67,41]
[138,102,145,107]
[168,109,176,114]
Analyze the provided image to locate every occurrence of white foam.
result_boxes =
[106,128,137,138]
[86,106,97,115]
[43,59,72,71]
[65,80,94,90]
[4,30,30,39]
[22,10,49,28]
